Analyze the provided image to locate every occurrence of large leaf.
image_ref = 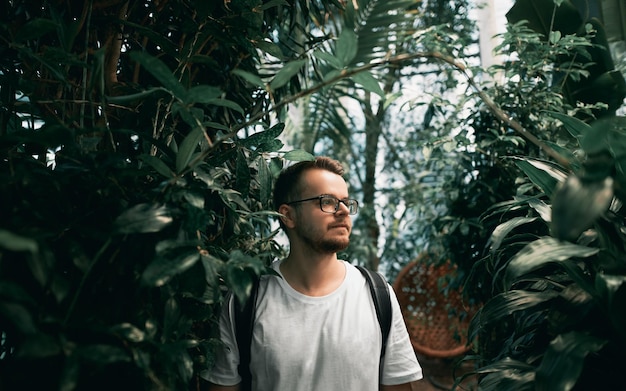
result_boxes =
[505,237,599,288]
[176,127,204,173]
[535,332,606,391]
[225,250,266,307]
[551,175,613,241]
[141,249,200,287]
[488,216,538,253]
[545,111,591,143]
[469,290,559,341]
[351,71,384,97]
[507,0,582,38]
[335,29,358,67]
[269,59,306,90]
[513,157,568,197]
[114,203,173,234]
[595,273,626,343]
[130,51,187,99]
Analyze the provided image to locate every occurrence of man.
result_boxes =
[204,156,423,390]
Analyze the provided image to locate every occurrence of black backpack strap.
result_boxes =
[234,276,260,391]
[356,265,392,384]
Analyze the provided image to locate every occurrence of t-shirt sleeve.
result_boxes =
[200,293,242,386]
[381,285,424,385]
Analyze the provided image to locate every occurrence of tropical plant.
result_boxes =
[439,0,626,389]
[280,0,478,274]
[0,0,334,389]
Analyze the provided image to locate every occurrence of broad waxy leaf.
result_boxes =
[225,250,266,307]
[141,250,200,287]
[545,111,591,142]
[505,237,599,288]
[488,216,538,253]
[0,230,38,253]
[551,175,613,241]
[513,157,568,197]
[595,274,626,342]
[535,332,606,391]
[110,323,146,343]
[114,203,173,234]
[469,290,559,341]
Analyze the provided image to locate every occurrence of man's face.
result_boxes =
[289,169,352,254]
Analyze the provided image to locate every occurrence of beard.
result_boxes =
[297,227,350,254]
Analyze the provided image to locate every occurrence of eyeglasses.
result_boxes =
[286,195,359,215]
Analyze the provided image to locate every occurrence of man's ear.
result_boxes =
[278,204,296,228]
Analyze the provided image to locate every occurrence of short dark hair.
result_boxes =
[272,156,345,211]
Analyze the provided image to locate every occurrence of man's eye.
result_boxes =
[321,198,335,206]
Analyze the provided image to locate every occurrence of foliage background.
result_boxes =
[1,0,626,390]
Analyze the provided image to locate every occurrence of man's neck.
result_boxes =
[280,252,346,297]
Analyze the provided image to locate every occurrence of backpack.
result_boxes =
[234,265,392,391]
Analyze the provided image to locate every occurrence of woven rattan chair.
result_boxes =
[393,255,473,358]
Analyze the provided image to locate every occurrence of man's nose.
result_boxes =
[336,201,350,215]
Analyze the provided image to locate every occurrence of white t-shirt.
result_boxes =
[204,260,423,390]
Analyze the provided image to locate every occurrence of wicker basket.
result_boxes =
[392,256,473,358]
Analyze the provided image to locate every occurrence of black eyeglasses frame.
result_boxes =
[285,195,359,215]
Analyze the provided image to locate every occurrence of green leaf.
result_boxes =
[488,216,538,253]
[232,69,265,88]
[114,203,173,234]
[257,139,283,153]
[225,250,266,307]
[130,51,187,99]
[110,323,146,343]
[261,0,289,10]
[470,290,559,341]
[205,98,244,114]
[505,237,599,288]
[185,85,222,104]
[269,59,306,90]
[283,149,315,161]
[513,157,568,197]
[240,123,285,148]
[351,71,384,97]
[141,250,200,287]
[595,274,626,342]
[257,158,273,206]
[139,154,174,178]
[335,29,358,66]
[105,87,167,104]
[313,50,343,70]
[0,230,38,253]
[535,332,606,391]
[15,18,58,43]
[176,127,204,173]
[545,111,591,143]
[254,39,285,60]
[235,149,251,198]
[551,175,613,241]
